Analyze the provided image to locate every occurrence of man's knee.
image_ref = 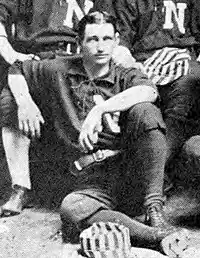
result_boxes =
[181,136,200,174]
[60,193,85,243]
[60,193,84,224]
[123,103,166,136]
[182,136,200,158]
[60,191,110,243]
[174,136,200,183]
[60,191,107,225]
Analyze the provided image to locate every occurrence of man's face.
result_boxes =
[80,23,119,66]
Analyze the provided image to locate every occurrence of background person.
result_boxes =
[111,0,200,188]
[0,0,138,216]
[0,0,114,215]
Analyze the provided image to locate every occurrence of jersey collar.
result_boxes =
[67,56,116,84]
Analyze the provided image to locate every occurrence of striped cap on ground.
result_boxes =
[79,222,132,258]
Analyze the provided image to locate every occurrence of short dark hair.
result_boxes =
[77,11,118,41]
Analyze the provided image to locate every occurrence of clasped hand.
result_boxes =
[79,106,103,152]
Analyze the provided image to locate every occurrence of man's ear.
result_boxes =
[76,36,81,48]
[115,32,120,45]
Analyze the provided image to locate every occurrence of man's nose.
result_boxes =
[97,40,104,52]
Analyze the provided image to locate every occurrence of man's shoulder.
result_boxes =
[39,55,83,75]
[114,64,146,80]
[113,63,155,89]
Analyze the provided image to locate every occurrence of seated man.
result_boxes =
[112,0,200,186]
[0,0,137,216]
[6,11,188,255]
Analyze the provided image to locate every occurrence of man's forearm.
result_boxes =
[0,22,18,64]
[97,86,158,114]
[8,74,33,105]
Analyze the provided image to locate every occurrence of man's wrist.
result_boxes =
[15,95,33,107]
[94,104,105,116]
[0,37,18,64]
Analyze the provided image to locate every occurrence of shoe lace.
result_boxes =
[147,204,170,228]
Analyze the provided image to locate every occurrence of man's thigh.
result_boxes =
[159,61,200,123]
[73,154,123,196]
[72,153,146,219]
[158,61,200,153]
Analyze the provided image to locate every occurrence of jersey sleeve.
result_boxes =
[21,58,71,97]
[92,0,116,16]
[21,59,58,96]
[190,0,200,55]
[0,0,16,24]
[120,67,157,92]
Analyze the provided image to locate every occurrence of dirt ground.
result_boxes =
[1,140,200,257]
[0,139,73,258]
[0,187,200,257]
[0,208,63,258]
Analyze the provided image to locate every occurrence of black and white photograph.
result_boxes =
[0,0,200,257]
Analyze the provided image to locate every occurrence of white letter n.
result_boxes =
[163,1,186,34]
[63,0,93,28]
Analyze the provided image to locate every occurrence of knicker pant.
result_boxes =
[159,61,200,183]
[60,102,167,241]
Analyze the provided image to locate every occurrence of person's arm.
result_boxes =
[110,0,143,69]
[190,0,200,60]
[93,85,157,114]
[79,85,157,152]
[92,0,116,16]
[8,70,44,138]
[0,22,39,64]
[0,1,39,63]
[114,0,138,51]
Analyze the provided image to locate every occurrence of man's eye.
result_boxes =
[103,36,113,41]
[87,37,98,43]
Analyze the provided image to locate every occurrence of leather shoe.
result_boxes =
[1,185,29,216]
[158,228,190,257]
[146,203,191,256]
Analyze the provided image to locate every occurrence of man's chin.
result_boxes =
[94,58,110,65]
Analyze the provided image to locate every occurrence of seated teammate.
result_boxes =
[0,0,137,216]
[112,0,200,187]
[7,11,188,256]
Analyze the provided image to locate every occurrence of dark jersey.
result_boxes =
[114,0,200,61]
[0,0,112,53]
[21,56,154,159]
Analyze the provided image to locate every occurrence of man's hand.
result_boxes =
[7,51,40,65]
[79,106,103,152]
[13,51,40,63]
[112,45,145,71]
[0,36,40,64]
[0,23,40,64]
[18,99,44,138]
